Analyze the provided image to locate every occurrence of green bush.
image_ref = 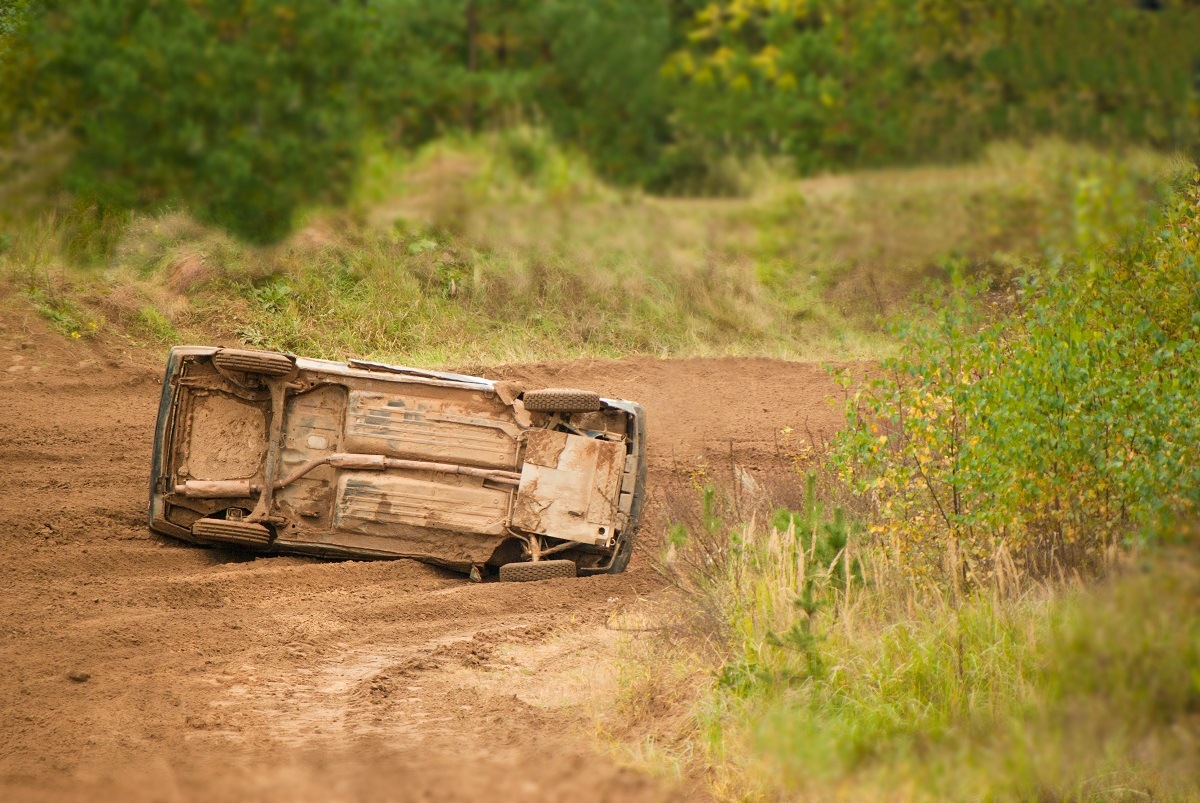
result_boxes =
[831,171,1200,582]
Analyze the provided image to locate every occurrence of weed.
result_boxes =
[132,305,177,343]
[21,284,101,339]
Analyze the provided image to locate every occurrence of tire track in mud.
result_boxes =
[0,295,846,802]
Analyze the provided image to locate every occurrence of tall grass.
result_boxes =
[613,480,1199,801]
[0,136,1171,365]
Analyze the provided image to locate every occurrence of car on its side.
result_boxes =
[149,347,646,581]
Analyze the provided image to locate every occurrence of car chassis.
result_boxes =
[149,347,647,580]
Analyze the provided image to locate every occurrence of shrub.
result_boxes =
[831,171,1200,584]
[669,0,1200,175]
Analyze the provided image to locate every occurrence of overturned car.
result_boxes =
[149,347,646,580]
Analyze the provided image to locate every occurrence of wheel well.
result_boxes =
[487,536,526,567]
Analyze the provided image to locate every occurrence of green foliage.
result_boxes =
[132,305,178,343]
[21,284,101,339]
[362,0,674,186]
[769,472,861,590]
[14,0,368,243]
[360,0,520,143]
[831,173,1200,582]
[631,481,1199,800]
[0,0,35,60]
[669,0,1200,174]
[531,0,672,184]
[4,0,1195,236]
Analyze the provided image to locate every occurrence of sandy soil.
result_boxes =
[0,292,847,802]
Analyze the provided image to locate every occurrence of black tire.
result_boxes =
[608,531,636,574]
[522,388,602,414]
[212,348,295,377]
[192,518,272,549]
[498,559,577,582]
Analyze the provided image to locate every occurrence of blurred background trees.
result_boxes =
[2,0,1197,242]
[669,0,1199,173]
[3,0,368,242]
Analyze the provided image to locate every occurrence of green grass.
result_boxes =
[20,283,101,339]
[0,135,1174,366]
[613,487,1199,802]
[739,557,1200,801]
[131,305,177,343]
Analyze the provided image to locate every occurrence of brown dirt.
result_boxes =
[0,290,847,802]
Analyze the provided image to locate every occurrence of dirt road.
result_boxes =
[0,293,846,802]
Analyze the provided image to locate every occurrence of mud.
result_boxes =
[0,291,847,802]
[187,393,267,479]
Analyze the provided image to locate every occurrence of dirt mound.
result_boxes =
[0,290,848,802]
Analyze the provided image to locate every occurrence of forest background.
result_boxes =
[2,0,1198,242]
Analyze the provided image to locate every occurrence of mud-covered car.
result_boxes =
[149,347,646,580]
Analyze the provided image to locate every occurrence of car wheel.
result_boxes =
[522,388,602,413]
[212,348,295,377]
[498,559,577,582]
[607,532,636,574]
[192,518,272,549]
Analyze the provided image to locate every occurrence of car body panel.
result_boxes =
[342,389,520,469]
[511,430,625,546]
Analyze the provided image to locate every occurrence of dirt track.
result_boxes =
[0,292,846,802]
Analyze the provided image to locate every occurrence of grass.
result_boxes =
[609,479,1199,802]
[0,134,1173,365]
[20,283,102,339]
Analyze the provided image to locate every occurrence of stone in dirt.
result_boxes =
[67,671,91,683]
